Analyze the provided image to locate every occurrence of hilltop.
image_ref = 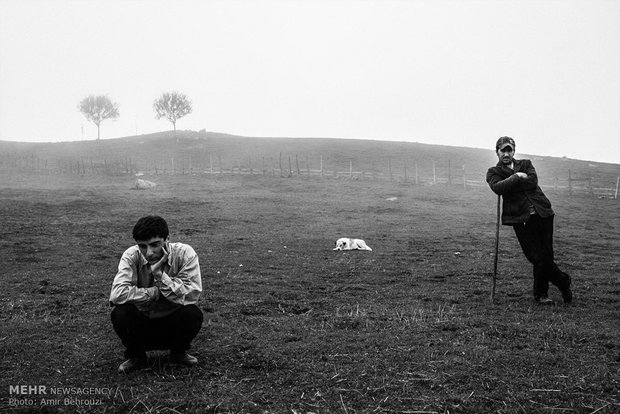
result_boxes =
[0,131,618,192]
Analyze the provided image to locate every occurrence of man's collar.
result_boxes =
[139,252,148,266]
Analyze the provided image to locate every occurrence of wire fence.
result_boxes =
[1,152,619,198]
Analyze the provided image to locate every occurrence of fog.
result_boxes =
[1,0,619,163]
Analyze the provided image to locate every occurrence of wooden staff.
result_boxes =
[492,194,501,302]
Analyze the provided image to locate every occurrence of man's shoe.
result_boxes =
[535,296,555,305]
[171,351,198,367]
[561,286,573,304]
[118,356,146,374]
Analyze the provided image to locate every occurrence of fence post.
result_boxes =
[388,157,393,181]
[279,152,283,177]
[249,156,253,175]
[288,156,292,177]
[615,176,619,199]
[349,160,353,179]
[219,155,223,175]
[320,155,324,177]
[415,162,419,185]
[296,155,300,175]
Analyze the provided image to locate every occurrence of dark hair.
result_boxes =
[132,215,169,241]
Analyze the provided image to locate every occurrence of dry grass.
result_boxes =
[1,170,619,413]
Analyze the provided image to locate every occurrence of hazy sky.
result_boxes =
[1,0,619,163]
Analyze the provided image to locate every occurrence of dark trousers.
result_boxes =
[111,303,203,359]
[512,214,571,298]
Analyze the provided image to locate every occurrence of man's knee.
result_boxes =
[177,304,204,327]
[111,303,140,326]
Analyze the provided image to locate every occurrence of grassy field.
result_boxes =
[1,137,619,413]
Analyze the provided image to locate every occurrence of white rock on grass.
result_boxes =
[134,179,156,190]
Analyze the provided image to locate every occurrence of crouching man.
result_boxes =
[110,215,203,373]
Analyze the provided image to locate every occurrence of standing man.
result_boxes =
[110,215,203,373]
[486,137,573,305]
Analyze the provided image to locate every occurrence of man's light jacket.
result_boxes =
[110,242,202,318]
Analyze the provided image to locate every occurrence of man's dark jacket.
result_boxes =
[486,158,554,225]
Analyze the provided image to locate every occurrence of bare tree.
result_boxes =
[78,95,120,140]
[153,91,192,138]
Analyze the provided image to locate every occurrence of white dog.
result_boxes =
[333,238,372,251]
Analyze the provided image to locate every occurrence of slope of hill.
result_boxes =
[0,130,618,192]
